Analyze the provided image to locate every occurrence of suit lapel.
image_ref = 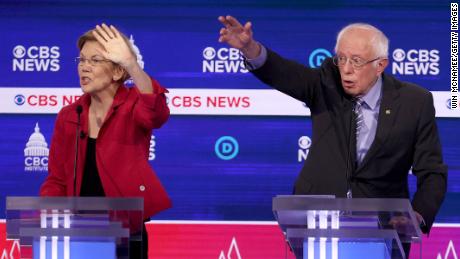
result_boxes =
[102,86,128,123]
[356,74,400,172]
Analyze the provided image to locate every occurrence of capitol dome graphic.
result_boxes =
[124,35,145,87]
[129,35,144,69]
[24,122,49,156]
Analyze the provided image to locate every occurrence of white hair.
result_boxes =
[334,23,389,58]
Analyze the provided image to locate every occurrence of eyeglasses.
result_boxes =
[332,55,381,69]
[75,57,112,66]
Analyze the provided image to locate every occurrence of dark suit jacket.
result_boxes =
[252,49,447,232]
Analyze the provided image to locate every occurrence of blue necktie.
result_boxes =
[353,98,364,164]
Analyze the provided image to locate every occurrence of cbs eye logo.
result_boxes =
[392,49,406,62]
[203,47,217,60]
[298,136,312,149]
[13,45,27,59]
[14,94,26,105]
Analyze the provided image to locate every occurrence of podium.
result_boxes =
[273,196,422,259]
[6,196,144,259]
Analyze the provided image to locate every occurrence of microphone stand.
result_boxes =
[73,105,83,197]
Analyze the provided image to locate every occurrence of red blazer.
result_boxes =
[40,78,172,218]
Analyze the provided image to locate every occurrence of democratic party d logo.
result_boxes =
[309,48,332,68]
[215,136,239,160]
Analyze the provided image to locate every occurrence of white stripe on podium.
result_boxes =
[51,210,58,259]
[64,210,70,259]
[40,210,47,259]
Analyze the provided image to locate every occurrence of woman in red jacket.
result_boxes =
[40,24,171,259]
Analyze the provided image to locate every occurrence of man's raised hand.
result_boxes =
[218,15,261,59]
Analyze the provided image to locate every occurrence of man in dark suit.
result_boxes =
[217,15,447,238]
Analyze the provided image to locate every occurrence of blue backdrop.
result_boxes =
[0,0,457,225]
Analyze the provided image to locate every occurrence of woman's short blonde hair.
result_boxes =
[77,28,136,83]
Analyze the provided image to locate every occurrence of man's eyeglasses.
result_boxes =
[75,57,112,66]
[332,55,381,69]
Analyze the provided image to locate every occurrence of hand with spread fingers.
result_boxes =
[92,23,137,71]
[218,15,261,59]
[92,23,152,93]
